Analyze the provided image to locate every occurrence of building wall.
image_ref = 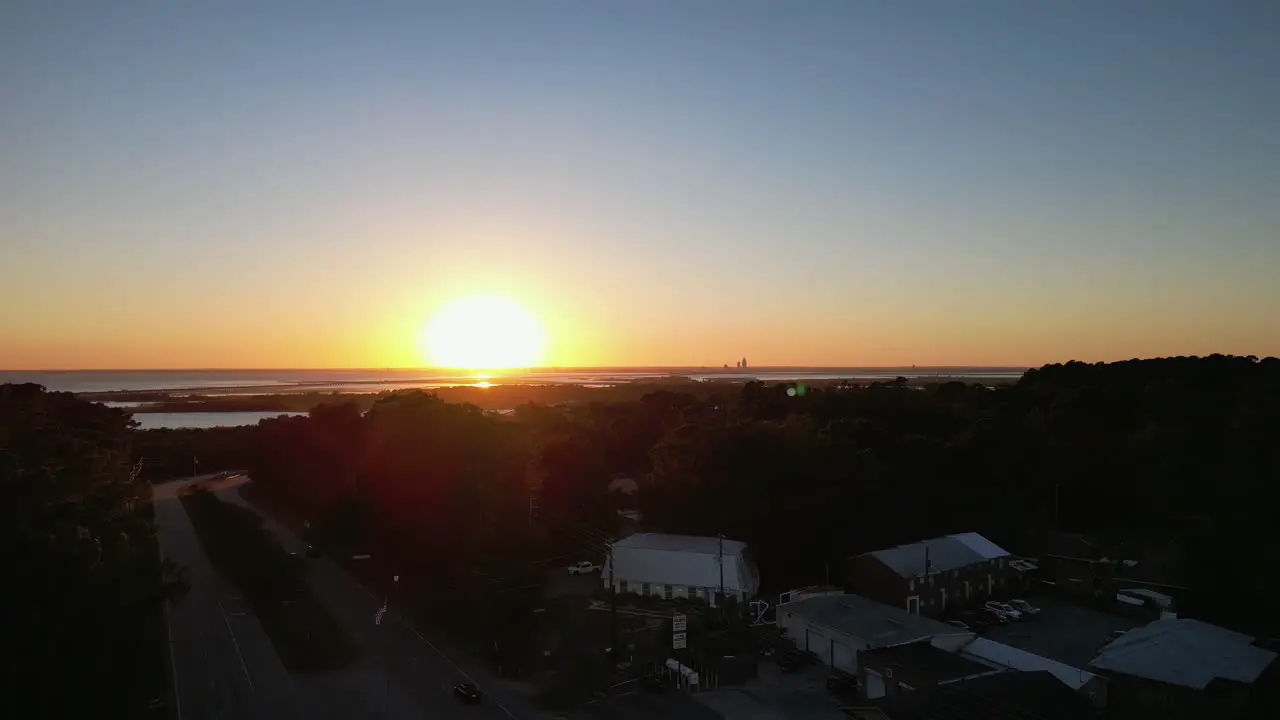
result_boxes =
[776,611,866,674]
[605,545,756,606]
[856,649,991,698]
[846,554,909,608]
[848,554,1015,616]
[1103,672,1250,718]
[606,577,728,606]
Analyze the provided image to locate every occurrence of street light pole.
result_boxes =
[383,573,400,715]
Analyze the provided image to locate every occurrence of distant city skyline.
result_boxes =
[3,1,1278,370]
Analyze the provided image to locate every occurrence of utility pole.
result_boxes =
[717,534,725,613]
[607,542,618,661]
[1054,483,1061,531]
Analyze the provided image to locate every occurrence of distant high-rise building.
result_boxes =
[741,357,748,369]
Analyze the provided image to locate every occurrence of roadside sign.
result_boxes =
[672,614,687,632]
[673,632,687,649]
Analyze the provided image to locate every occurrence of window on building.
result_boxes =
[908,579,915,591]
[664,585,673,600]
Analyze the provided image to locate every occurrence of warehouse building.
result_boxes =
[602,533,759,607]
[776,593,974,680]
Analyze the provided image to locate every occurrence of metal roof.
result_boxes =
[1089,618,1277,689]
[866,533,1009,578]
[962,637,1100,691]
[865,642,995,684]
[871,670,1098,720]
[949,532,1011,560]
[780,593,970,648]
[612,532,747,555]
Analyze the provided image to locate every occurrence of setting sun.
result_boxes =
[421,295,547,370]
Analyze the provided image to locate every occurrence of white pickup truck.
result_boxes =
[567,561,601,575]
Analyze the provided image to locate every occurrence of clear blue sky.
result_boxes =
[3,1,1277,369]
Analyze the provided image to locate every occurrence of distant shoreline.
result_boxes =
[2,367,1029,404]
[5,365,1031,374]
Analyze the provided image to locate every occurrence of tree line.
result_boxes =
[1,383,179,716]
[5,354,1275,708]
[243,355,1279,636]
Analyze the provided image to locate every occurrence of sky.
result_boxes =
[2,1,1278,370]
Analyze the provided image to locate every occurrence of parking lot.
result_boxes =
[981,594,1142,667]
[547,566,607,598]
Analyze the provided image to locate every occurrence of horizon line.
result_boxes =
[3,364,1036,373]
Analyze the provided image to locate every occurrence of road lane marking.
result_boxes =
[218,600,256,693]
[164,598,183,720]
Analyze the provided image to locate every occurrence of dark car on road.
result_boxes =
[454,682,482,704]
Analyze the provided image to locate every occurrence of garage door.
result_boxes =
[806,628,829,664]
[864,670,885,699]
[832,641,855,673]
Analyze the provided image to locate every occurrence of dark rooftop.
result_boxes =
[863,670,1099,720]
[864,642,994,685]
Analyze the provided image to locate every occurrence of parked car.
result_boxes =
[453,682,482,704]
[567,561,600,575]
[947,620,972,631]
[978,607,1010,625]
[985,601,1023,620]
[1008,598,1040,616]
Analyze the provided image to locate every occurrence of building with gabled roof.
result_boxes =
[847,533,1016,616]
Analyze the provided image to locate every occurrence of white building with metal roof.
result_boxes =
[602,533,759,607]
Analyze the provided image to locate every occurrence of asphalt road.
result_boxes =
[216,477,533,720]
[154,478,303,720]
[156,476,536,719]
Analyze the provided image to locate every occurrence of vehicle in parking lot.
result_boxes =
[453,682,482,704]
[978,607,1009,625]
[985,600,1022,620]
[947,619,971,631]
[567,560,600,575]
[1008,598,1040,616]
